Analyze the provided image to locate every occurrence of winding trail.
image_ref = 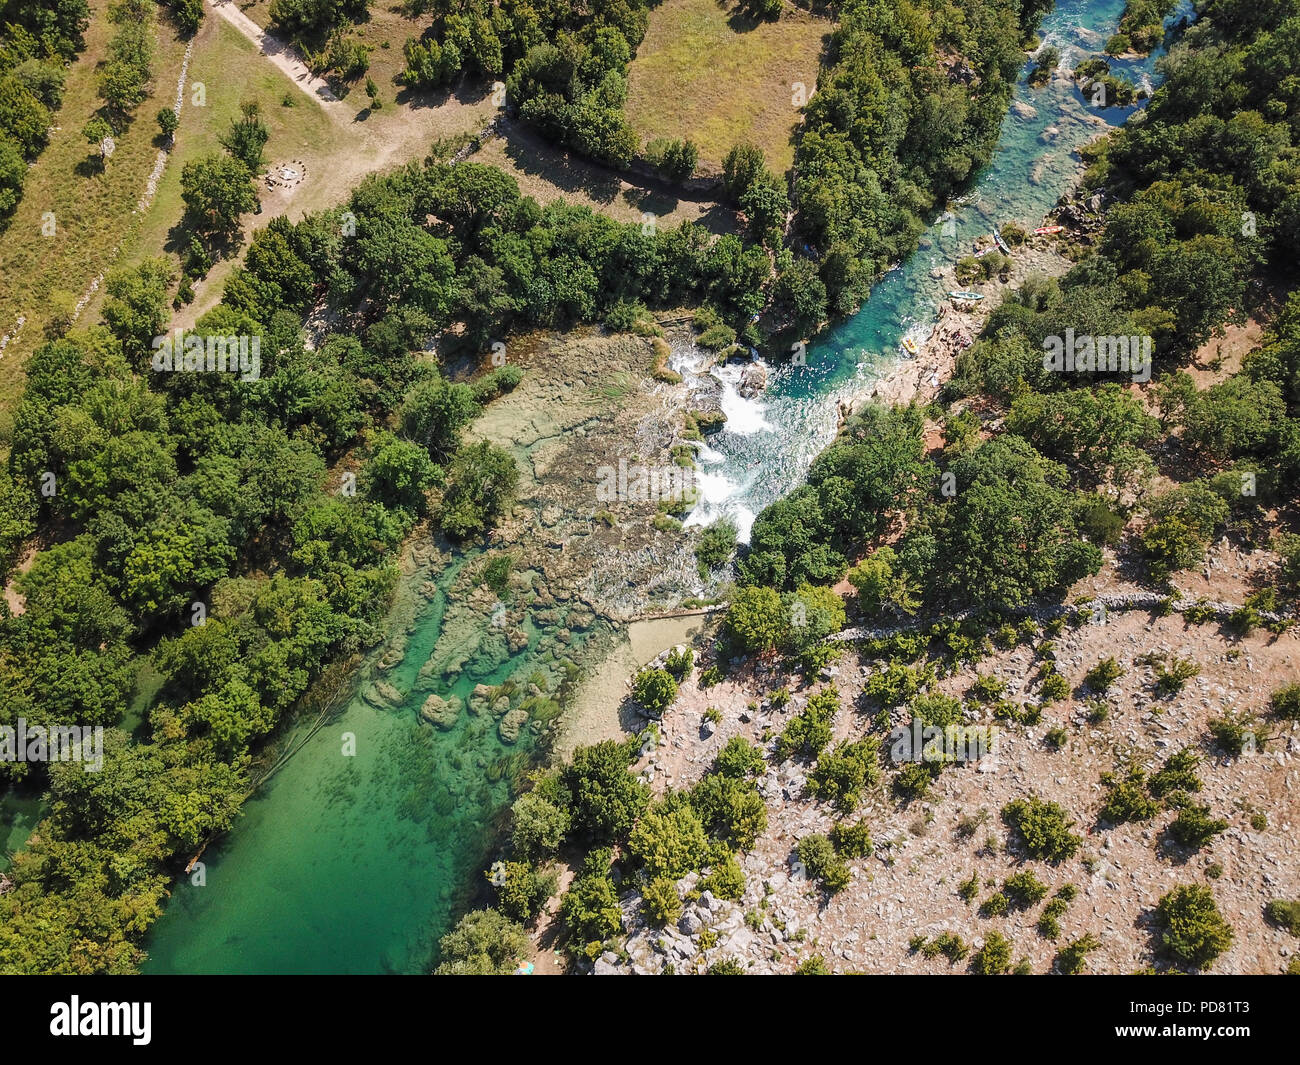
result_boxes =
[207,0,342,111]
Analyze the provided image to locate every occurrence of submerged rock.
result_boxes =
[499,707,530,744]
[420,693,462,730]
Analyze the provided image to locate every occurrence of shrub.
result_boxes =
[699,664,723,688]
[688,772,768,851]
[1270,684,1300,721]
[1207,712,1261,756]
[156,107,179,138]
[808,738,880,813]
[1055,933,1101,975]
[1264,900,1300,937]
[560,858,623,948]
[969,931,1013,975]
[1154,885,1234,970]
[627,801,710,881]
[1002,796,1081,861]
[1154,655,1198,696]
[1085,656,1125,692]
[969,673,1005,702]
[958,873,980,903]
[663,647,694,681]
[695,519,737,574]
[715,736,766,779]
[980,891,1008,917]
[1040,673,1070,703]
[795,954,831,974]
[701,854,745,901]
[1167,804,1228,850]
[633,667,677,714]
[492,860,556,923]
[830,820,873,859]
[434,909,530,974]
[1003,870,1049,909]
[892,760,940,801]
[1099,766,1158,824]
[561,741,650,842]
[642,876,682,927]
[1149,748,1202,797]
[774,688,838,761]
[509,789,570,859]
[797,833,850,892]
[707,957,746,974]
[724,586,788,653]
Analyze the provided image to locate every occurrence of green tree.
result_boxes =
[434,909,530,974]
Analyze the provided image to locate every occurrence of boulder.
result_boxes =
[420,693,462,730]
[738,361,769,398]
[499,706,530,744]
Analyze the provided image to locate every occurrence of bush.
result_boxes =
[642,876,682,926]
[1003,870,1049,909]
[663,647,694,681]
[1002,796,1081,861]
[695,519,737,574]
[715,736,765,779]
[156,107,179,138]
[1270,684,1300,721]
[969,931,1013,975]
[633,667,677,714]
[1054,933,1101,974]
[440,441,519,540]
[1085,657,1125,692]
[509,789,570,859]
[797,833,850,892]
[830,820,873,859]
[893,760,940,801]
[1264,899,1300,937]
[808,738,879,813]
[560,863,623,948]
[1149,748,1202,797]
[795,954,831,974]
[774,688,837,761]
[561,741,650,842]
[980,892,1008,917]
[491,860,556,923]
[627,801,710,880]
[434,909,530,974]
[1207,712,1261,756]
[701,854,745,901]
[1099,766,1158,824]
[1039,673,1070,703]
[724,586,788,653]
[1154,885,1234,970]
[1167,803,1228,850]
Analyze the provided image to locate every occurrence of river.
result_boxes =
[140,0,1181,973]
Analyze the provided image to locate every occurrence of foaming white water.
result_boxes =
[713,360,773,436]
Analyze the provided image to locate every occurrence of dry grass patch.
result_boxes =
[626,0,830,173]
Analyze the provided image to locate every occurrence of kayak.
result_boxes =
[993,230,1010,254]
[949,290,984,301]
[1034,225,1064,235]
[901,336,919,355]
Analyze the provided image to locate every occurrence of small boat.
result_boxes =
[973,246,993,258]
[1033,225,1064,235]
[949,290,984,301]
[901,336,919,355]
[993,230,1010,254]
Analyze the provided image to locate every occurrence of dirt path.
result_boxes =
[207,0,342,110]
